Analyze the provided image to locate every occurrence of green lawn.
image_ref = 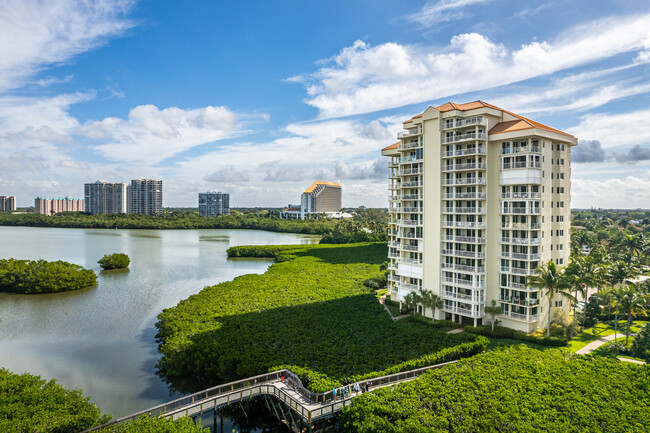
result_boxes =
[568,320,645,352]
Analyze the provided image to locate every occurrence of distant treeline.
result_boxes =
[0,211,388,243]
[0,258,97,294]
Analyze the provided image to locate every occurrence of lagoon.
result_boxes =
[0,226,318,419]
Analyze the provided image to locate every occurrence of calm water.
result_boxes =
[0,226,319,419]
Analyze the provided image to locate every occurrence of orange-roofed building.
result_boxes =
[300,181,342,219]
[383,100,577,333]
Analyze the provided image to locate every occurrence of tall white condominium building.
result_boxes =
[84,181,127,214]
[382,101,576,332]
[0,196,16,211]
[130,179,163,216]
[300,181,342,219]
[198,192,230,217]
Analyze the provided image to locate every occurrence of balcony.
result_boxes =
[500,266,535,276]
[397,219,422,226]
[442,162,488,171]
[398,232,422,240]
[399,155,423,163]
[442,263,486,273]
[501,207,541,214]
[444,147,487,157]
[399,282,421,292]
[388,252,400,259]
[401,193,423,200]
[398,167,423,176]
[500,297,540,306]
[402,207,423,213]
[443,221,487,229]
[454,236,486,244]
[443,305,483,318]
[442,177,487,185]
[442,290,484,303]
[499,252,541,261]
[501,192,541,199]
[500,281,528,290]
[444,192,487,199]
[442,249,486,259]
[387,274,400,283]
[502,311,539,322]
[399,140,422,150]
[400,257,423,265]
[443,132,487,144]
[501,161,541,170]
[501,237,541,245]
[442,277,486,288]
[501,146,541,155]
[397,129,420,138]
[401,244,420,252]
[501,222,542,230]
[401,180,423,188]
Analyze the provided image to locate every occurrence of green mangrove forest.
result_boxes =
[0,258,97,294]
[155,243,485,393]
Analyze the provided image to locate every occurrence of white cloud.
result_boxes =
[83,104,241,165]
[566,107,650,149]
[295,13,650,118]
[0,0,135,91]
[572,175,650,209]
[405,0,493,28]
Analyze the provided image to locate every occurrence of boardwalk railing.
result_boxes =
[83,359,459,431]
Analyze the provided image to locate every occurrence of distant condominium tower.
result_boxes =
[0,196,16,211]
[35,197,85,215]
[300,181,342,219]
[383,100,575,332]
[84,181,127,215]
[198,192,230,217]
[129,179,163,216]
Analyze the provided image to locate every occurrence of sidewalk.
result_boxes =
[575,333,636,355]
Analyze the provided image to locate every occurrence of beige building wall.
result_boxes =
[383,101,575,333]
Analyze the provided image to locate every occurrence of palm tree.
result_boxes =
[607,261,638,288]
[418,288,431,317]
[618,283,648,345]
[484,300,504,331]
[603,286,626,341]
[403,291,421,316]
[527,261,574,337]
[430,293,443,321]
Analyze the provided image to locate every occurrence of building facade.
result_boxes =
[84,181,127,214]
[35,197,85,215]
[0,196,16,211]
[382,101,576,332]
[129,179,163,216]
[198,192,230,217]
[300,181,342,219]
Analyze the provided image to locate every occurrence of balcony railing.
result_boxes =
[442,162,488,171]
[499,252,541,260]
[501,146,541,155]
[402,207,423,213]
[501,222,541,230]
[500,267,535,276]
[397,219,422,226]
[442,291,484,303]
[443,221,487,229]
[397,129,419,138]
[500,192,541,199]
[453,236,486,244]
[443,132,487,143]
[442,249,486,259]
[503,311,539,322]
[500,297,540,306]
[444,148,486,157]
[442,263,486,273]
[501,161,541,170]
[501,207,541,214]
[400,257,423,265]
[399,282,421,292]
[441,277,486,288]
[442,178,487,185]
[399,155,423,163]
[401,180,423,187]
[444,192,487,199]
[401,244,420,252]
[443,305,483,318]
[399,140,422,150]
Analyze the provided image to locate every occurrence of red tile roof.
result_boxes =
[382,142,400,151]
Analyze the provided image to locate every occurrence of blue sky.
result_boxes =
[2,0,650,208]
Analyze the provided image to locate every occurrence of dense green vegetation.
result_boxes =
[98,253,130,270]
[0,210,388,243]
[465,325,568,346]
[0,258,97,294]
[96,415,207,433]
[342,346,650,433]
[0,367,110,432]
[155,243,483,393]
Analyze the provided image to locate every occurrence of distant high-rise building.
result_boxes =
[198,192,229,217]
[0,196,16,211]
[130,179,162,216]
[84,181,127,215]
[35,197,84,215]
[300,181,342,219]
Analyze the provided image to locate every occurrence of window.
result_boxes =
[555,300,563,307]
[559,158,565,165]
[557,215,564,222]
[557,187,565,194]
[558,172,565,180]
[558,243,564,250]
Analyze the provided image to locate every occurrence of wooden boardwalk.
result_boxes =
[83,360,459,432]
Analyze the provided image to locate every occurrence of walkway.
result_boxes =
[575,333,636,355]
[378,292,409,321]
[83,360,459,432]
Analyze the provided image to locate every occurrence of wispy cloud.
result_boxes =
[0,0,136,91]
[567,107,650,149]
[405,0,493,28]
[293,13,650,118]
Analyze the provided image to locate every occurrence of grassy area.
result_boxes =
[568,320,645,352]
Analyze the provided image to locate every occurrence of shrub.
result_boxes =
[98,253,130,270]
[465,325,568,347]
[0,258,97,294]
[631,323,650,361]
[96,414,207,432]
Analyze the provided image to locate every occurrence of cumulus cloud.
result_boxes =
[0,0,135,91]
[82,104,241,165]
[612,145,650,164]
[572,175,650,208]
[567,107,650,149]
[405,0,493,28]
[572,140,607,163]
[204,166,251,183]
[294,13,650,118]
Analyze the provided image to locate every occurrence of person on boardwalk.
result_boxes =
[332,387,337,400]
[353,382,360,394]
[340,386,345,400]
